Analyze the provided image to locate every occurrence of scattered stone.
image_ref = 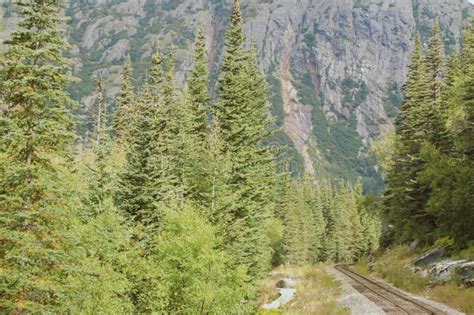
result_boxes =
[413,247,446,267]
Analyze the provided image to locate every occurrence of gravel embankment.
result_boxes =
[326,267,387,315]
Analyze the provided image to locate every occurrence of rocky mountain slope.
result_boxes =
[1,0,472,189]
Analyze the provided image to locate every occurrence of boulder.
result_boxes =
[276,278,297,289]
[413,247,446,267]
[463,279,474,288]
[456,261,474,284]
[429,259,467,283]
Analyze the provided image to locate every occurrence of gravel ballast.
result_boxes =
[326,267,386,315]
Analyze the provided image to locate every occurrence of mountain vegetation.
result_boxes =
[0,0,472,313]
[0,0,382,312]
[3,0,470,192]
[380,18,474,249]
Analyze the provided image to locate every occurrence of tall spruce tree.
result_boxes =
[214,0,276,280]
[302,175,325,263]
[114,85,166,228]
[187,26,210,140]
[92,78,107,145]
[114,44,180,229]
[426,18,448,150]
[283,181,313,266]
[384,34,435,243]
[318,180,335,261]
[113,55,134,142]
[0,0,76,311]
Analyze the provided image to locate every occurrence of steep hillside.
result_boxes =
[1,0,472,189]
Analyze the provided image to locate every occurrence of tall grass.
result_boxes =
[362,245,474,314]
[258,265,349,315]
[373,246,429,294]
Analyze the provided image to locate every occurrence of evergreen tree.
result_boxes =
[448,21,474,159]
[187,26,210,140]
[331,184,356,262]
[419,21,474,247]
[382,22,474,248]
[92,78,108,145]
[354,182,381,257]
[61,138,135,313]
[318,180,336,261]
[114,85,167,228]
[113,55,134,142]
[214,0,277,280]
[384,34,435,243]
[283,181,313,266]
[302,175,325,263]
[114,43,182,229]
[426,18,448,150]
[0,0,76,311]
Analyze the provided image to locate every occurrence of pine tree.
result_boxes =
[187,26,210,140]
[331,184,356,262]
[0,1,76,311]
[318,180,335,261]
[355,182,381,256]
[215,0,247,151]
[114,44,181,229]
[213,0,278,280]
[302,175,325,263]
[449,21,474,159]
[426,17,448,149]
[283,181,313,266]
[114,86,166,228]
[92,78,108,145]
[113,55,135,142]
[384,34,435,243]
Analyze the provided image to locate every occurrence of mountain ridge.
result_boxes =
[1,0,472,189]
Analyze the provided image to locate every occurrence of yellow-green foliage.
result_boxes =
[453,242,474,260]
[353,256,370,276]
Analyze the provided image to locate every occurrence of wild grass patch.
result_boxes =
[360,246,474,313]
[258,265,349,315]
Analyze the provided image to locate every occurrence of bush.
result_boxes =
[155,206,253,314]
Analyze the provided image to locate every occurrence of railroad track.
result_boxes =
[335,265,445,315]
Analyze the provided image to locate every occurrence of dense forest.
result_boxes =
[379,18,474,249]
[0,1,380,313]
[0,0,472,313]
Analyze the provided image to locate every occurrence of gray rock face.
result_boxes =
[413,247,446,267]
[1,0,472,179]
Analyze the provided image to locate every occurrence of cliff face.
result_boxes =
[1,0,472,187]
